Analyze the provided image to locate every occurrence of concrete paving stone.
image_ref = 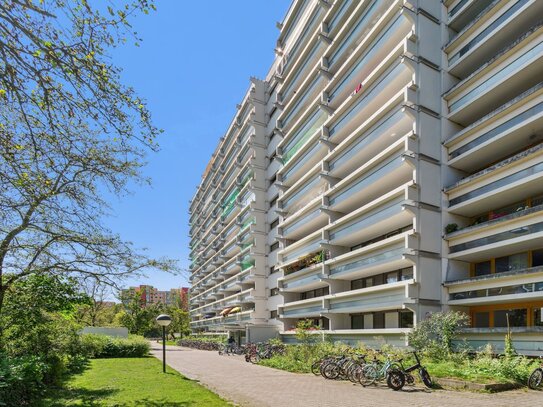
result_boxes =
[150,343,542,407]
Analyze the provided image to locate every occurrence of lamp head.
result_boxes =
[156,314,172,327]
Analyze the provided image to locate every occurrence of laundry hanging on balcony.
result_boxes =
[220,307,233,316]
[229,307,241,314]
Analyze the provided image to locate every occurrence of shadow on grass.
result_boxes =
[41,387,119,407]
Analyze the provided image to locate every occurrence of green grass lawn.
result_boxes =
[41,357,231,406]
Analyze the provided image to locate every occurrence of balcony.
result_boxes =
[446,0,543,77]
[447,144,543,217]
[222,310,254,326]
[279,230,324,268]
[447,0,496,32]
[326,231,415,281]
[325,0,397,71]
[279,263,326,293]
[326,193,413,248]
[326,60,414,144]
[327,12,413,108]
[446,83,543,172]
[279,135,327,188]
[279,200,328,240]
[278,108,328,167]
[446,266,543,306]
[279,297,324,318]
[325,107,413,179]
[324,280,416,314]
[279,171,328,217]
[326,150,414,214]
[446,29,543,125]
[447,208,543,262]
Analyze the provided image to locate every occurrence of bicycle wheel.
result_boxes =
[249,353,260,364]
[419,368,433,388]
[322,363,340,380]
[359,365,377,387]
[386,369,405,391]
[311,360,322,376]
[528,368,543,390]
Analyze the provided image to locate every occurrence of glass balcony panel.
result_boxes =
[282,140,324,184]
[282,41,327,101]
[449,162,543,207]
[328,0,395,68]
[328,0,354,32]
[449,40,543,112]
[329,63,408,138]
[449,220,543,253]
[448,0,528,65]
[450,281,542,300]
[282,109,327,164]
[282,175,320,211]
[330,246,405,276]
[448,0,471,19]
[283,305,323,316]
[329,154,403,206]
[282,0,311,46]
[282,75,324,129]
[283,208,321,237]
[282,238,322,263]
[283,7,322,72]
[329,196,404,242]
[329,15,406,102]
[450,101,543,159]
[329,109,408,172]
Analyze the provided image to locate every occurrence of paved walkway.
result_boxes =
[150,343,541,407]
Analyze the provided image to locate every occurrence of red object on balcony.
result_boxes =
[353,83,363,95]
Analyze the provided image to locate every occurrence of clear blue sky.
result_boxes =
[106,1,292,291]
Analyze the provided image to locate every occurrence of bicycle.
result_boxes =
[528,356,543,390]
[359,353,405,391]
[391,351,432,388]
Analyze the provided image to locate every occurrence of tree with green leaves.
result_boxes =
[0,0,176,327]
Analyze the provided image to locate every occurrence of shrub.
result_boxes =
[408,311,470,360]
[0,353,50,406]
[80,334,150,358]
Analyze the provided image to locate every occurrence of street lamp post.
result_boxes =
[156,314,172,373]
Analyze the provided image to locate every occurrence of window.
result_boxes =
[386,271,398,284]
[270,242,279,252]
[300,286,329,300]
[351,314,364,329]
[495,253,528,273]
[270,288,279,296]
[400,268,413,280]
[270,310,278,319]
[399,311,414,328]
[270,218,280,230]
[532,249,543,267]
[269,195,279,209]
[534,307,543,327]
[474,261,491,276]
[373,312,385,329]
[494,309,527,328]
[351,278,364,290]
[473,312,490,328]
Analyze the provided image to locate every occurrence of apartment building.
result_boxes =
[442,0,543,355]
[188,0,543,355]
[122,285,189,308]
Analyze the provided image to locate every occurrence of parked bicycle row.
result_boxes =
[178,339,222,351]
[243,342,285,363]
[311,350,432,391]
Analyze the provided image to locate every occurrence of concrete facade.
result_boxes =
[188,0,543,355]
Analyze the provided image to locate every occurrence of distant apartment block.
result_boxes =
[122,285,189,309]
[188,0,543,355]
